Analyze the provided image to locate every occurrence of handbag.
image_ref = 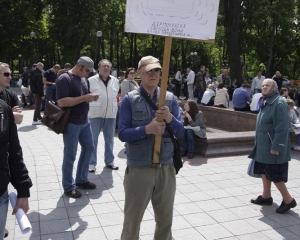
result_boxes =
[41,72,72,134]
[247,159,261,178]
[41,101,70,134]
[139,89,183,174]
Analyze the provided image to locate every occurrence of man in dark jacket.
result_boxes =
[273,71,284,91]
[30,62,44,125]
[0,99,32,239]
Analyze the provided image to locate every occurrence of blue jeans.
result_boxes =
[197,89,205,104]
[296,134,300,147]
[0,190,8,240]
[46,86,56,106]
[62,122,94,192]
[182,129,196,153]
[89,118,116,166]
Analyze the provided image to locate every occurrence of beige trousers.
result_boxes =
[121,163,176,240]
[187,84,194,99]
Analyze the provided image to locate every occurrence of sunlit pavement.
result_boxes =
[5,88,300,240]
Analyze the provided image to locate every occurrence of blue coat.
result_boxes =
[248,94,291,164]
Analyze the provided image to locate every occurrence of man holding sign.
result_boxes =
[118,56,184,240]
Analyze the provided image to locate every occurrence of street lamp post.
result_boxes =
[30,31,36,67]
[190,52,197,68]
[96,31,102,66]
[18,54,22,75]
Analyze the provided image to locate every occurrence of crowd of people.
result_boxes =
[0,57,300,239]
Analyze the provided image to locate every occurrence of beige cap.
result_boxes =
[138,56,161,72]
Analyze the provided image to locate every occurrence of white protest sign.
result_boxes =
[125,0,220,41]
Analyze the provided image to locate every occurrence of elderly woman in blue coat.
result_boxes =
[249,79,297,214]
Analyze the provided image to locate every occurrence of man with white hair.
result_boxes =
[88,59,120,172]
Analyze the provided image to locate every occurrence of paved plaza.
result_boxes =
[4,90,300,240]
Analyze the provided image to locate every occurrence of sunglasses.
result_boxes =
[129,72,136,74]
[0,72,12,77]
[140,68,161,76]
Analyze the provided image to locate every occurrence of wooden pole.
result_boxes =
[152,36,173,163]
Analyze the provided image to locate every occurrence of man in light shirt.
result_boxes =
[184,67,195,99]
[251,70,265,94]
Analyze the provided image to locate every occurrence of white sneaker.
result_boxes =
[32,120,42,125]
[294,145,300,151]
[88,165,96,172]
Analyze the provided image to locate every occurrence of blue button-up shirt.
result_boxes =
[118,85,184,142]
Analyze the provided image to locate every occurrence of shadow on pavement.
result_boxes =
[117,148,127,159]
[17,125,37,132]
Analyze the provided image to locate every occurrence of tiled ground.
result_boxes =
[5,89,300,240]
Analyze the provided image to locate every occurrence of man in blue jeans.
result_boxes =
[0,99,32,239]
[56,56,99,198]
[43,64,60,106]
[88,59,120,172]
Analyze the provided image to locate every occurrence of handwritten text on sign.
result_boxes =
[125,0,220,40]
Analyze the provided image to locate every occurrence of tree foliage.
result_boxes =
[1,0,300,80]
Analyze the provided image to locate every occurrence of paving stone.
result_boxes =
[172,228,205,240]
[98,212,124,227]
[174,202,203,215]
[196,223,233,239]
[237,232,271,240]
[216,196,246,208]
[207,209,240,223]
[66,204,95,218]
[266,213,300,227]
[40,232,73,240]
[69,215,100,231]
[221,219,258,236]
[206,189,232,199]
[195,199,225,212]
[72,227,107,239]
[184,191,212,202]
[171,215,193,230]
[63,195,90,207]
[244,216,281,231]
[183,212,217,227]
[40,219,71,235]
[174,193,192,205]
[39,197,65,210]
[101,224,123,240]
[5,105,300,240]
[92,202,121,215]
[39,207,68,221]
[229,205,261,218]
[262,228,300,240]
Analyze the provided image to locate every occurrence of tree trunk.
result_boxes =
[224,0,243,83]
[266,9,275,77]
[129,33,134,66]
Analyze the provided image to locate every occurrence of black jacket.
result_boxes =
[0,100,32,198]
[30,68,44,96]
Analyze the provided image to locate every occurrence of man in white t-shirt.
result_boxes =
[184,67,195,99]
[201,84,215,106]
[250,93,262,113]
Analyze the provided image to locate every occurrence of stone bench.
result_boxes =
[179,130,256,157]
[178,103,297,157]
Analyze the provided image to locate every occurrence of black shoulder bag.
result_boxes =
[42,73,73,134]
[139,90,183,174]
